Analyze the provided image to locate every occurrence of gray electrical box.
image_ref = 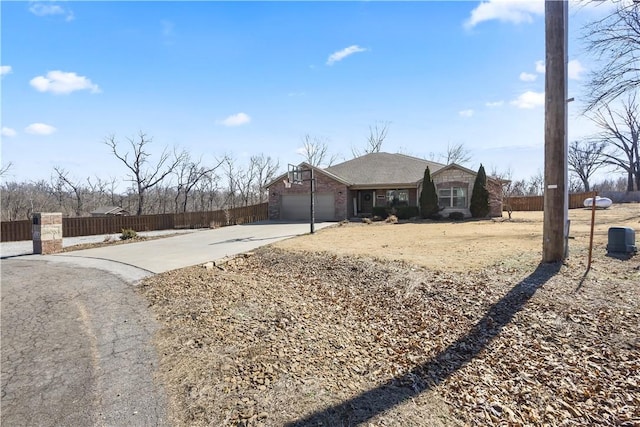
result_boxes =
[606,227,637,254]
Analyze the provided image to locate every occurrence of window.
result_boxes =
[438,187,466,208]
[386,189,409,206]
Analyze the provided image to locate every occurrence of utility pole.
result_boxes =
[543,0,569,262]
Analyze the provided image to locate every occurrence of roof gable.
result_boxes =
[431,163,503,185]
[264,162,350,188]
[431,163,478,177]
[324,152,445,187]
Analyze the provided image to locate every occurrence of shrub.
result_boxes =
[470,164,490,218]
[448,212,465,221]
[395,205,420,220]
[385,214,398,224]
[371,206,389,219]
[419,166,439,218]
[429,213,443,221]
[120,228,138,240]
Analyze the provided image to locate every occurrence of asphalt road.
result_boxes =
[1,258,167,427]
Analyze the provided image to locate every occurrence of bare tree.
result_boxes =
[105,132,186,215]
[590,94,640,191]
[299,134,337,167]
[222,157,242,209]
[195,174,222,211]
[526,170,545,196]
[174,154,225,213]
[490,166,515,219]
[53,167,87,216]
[441,142,472,165]
[352,121,391,157]
[249,153,280,204]
[582,1,640,111]
[0,162,13,177]
[567,140,605,192]
[594,175,629,192]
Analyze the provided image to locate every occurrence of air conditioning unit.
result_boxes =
[606,227,637,254]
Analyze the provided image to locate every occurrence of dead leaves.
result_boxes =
[139,248,640,426]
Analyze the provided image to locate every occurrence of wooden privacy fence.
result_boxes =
[504,191,593,211]
[1,203,268,242]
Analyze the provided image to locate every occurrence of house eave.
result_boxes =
[348,182,421,190]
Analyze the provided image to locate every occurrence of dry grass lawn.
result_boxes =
[139,204,639,426]
[274,204,640,272]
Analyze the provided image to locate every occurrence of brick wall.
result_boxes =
[433,169,475,217]
[487,179,504,217]
[429,168,504,218]
[268,171,348,220]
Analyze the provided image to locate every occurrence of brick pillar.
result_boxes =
[32,213,63,254]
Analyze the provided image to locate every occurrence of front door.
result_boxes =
[360,190,374,214]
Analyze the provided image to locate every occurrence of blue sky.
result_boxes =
[1,1,617,188]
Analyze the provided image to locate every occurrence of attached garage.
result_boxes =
[281,193,335,221]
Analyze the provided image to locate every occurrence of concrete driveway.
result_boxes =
[1,221,333,426]
[54,221,334,273]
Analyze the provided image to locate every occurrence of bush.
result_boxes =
[120,228,138,240]
[395,206,420,220]
[371,206,389,219]
[419,166,439,218]
[448,212,465,221]
[470,164,490,218]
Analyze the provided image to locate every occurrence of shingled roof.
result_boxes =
[325,152,445,186]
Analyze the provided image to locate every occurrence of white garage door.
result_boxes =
[281,193,335,221]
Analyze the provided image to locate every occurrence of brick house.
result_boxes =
[266,152,504,221]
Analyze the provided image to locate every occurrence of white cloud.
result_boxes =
[568,59,585,80]
[511,91,544,109]
[1,127,17,137]
[459,109,475,117]
[464,0,544,29]
[29,2,74,21]
[535,60,545,74]
[486,100,504,107]
[326,45,367,66]
[30,71,101,95]
[0,65,12,76]
[218,112,251,127]
[25,123,57,135]
[519,72,537,82]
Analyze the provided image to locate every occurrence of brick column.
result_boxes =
[32,213,63,254]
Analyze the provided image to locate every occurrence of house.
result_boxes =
[266,152,504,221]
[90,206,130,217]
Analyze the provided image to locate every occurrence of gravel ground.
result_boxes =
[0,229,199,258]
